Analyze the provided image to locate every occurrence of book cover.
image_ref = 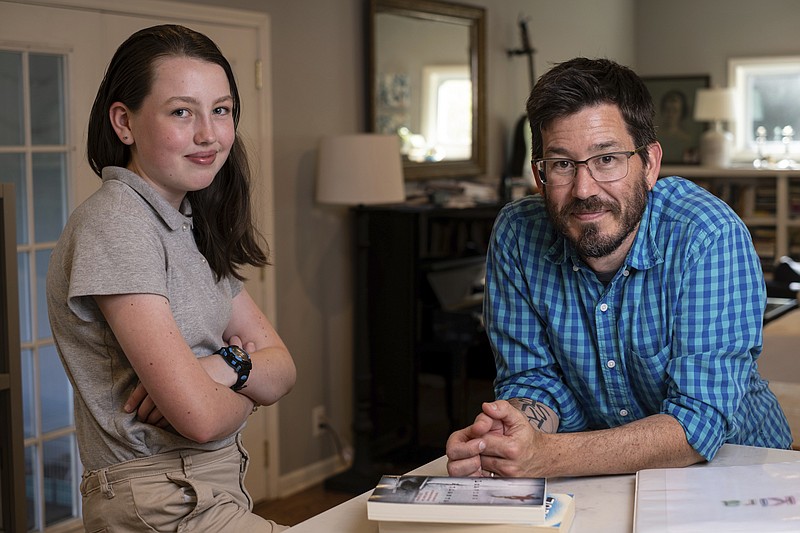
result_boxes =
[367,475,547,525]
[376,493,576,533]
[634,460,800,532]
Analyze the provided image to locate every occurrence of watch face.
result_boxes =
[228,345,250,361]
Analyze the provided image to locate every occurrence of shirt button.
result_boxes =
[622,269,630,277]
[599,303,609,312]
[606,360,616,369]
[619,409,629,417]
[572,265,580,272]
[182,223,189,232]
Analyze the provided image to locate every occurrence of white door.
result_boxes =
[0,1,277,529]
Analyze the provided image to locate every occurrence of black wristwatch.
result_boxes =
[215,345,252,391]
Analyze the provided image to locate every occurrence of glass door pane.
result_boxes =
[0,51,23,145]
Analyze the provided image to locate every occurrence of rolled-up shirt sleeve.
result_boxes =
[662,219,766,460]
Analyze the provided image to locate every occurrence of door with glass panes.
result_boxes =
[0,1,276,531]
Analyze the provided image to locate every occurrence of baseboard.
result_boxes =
[277,454,351,499]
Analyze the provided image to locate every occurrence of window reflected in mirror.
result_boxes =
[374,12,471,163]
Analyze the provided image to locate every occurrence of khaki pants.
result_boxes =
[80,434,287,532]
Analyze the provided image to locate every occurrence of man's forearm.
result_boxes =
[506,399,704,477]
[537,413,705,477]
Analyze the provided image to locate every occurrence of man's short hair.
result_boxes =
[526,57,657,165]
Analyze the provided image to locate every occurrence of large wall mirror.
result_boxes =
[367,0,486,180]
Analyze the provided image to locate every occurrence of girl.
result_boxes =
[47,25,295,532]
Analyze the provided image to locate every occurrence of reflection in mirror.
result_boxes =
[368,0,485,180]
[375,13,470,162]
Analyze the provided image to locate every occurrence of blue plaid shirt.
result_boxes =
[486,176,792,460]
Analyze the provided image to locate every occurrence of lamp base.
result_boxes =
[699,124,734,167]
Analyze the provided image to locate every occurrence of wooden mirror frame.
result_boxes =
[367,0,486,180]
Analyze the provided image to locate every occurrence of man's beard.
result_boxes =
[545,174,649,259]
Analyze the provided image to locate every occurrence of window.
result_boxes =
[729,56,800,162]
[421,65,472,161]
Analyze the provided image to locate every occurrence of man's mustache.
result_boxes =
[562,197,621,217]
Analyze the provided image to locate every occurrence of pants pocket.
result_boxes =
[128,473,200,531]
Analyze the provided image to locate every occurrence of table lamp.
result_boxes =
[316,133,405,493]
[694,87,736,167]
[316,134,405,205]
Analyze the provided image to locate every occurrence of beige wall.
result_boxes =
[635,0,800,85]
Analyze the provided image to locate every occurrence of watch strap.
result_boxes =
[215,345,252,391]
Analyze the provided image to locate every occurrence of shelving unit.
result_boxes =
[326,203,499,494]
[661,165,800,268]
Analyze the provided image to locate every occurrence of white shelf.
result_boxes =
[660,165,800,264]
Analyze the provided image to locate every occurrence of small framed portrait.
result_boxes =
[643,75,710,165]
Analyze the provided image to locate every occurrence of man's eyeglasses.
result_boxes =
[533,146,646,186]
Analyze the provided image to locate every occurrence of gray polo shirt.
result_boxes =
[47,166,243,471]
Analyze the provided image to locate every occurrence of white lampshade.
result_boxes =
[694,88,736,167]
[316,134,405,205]
[694,88,735,122]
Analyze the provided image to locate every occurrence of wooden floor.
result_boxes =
[252,483,354,527]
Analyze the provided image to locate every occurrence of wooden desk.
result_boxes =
[286,444,800,532]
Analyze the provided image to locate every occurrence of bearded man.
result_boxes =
[446,57,792,479]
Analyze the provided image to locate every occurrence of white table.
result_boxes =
[285,444,800,532]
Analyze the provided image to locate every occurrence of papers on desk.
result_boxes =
[634,460,800,532]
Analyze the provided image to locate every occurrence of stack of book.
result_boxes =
[367,474,575,532]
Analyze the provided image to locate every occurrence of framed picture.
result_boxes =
[643,75,710,164]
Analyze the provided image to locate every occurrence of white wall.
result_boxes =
[178,0,636,482]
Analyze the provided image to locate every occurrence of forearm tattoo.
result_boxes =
[510,398,558,433]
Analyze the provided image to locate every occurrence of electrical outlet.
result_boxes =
[311,405,326,437]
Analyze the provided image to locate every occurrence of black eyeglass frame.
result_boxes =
[532,145,647,186]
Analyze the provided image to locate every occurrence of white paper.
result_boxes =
[634,460,800,532]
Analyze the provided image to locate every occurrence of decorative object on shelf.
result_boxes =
[694,87,736,167]
[754,126,769,168]
[316,134,405,206]
[642,75,709,164]
[777,125,798,169]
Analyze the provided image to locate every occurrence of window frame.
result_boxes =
[729,55,800,160]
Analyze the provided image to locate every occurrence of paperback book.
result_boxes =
[367,475,547,525]
[634,460,800,532]
[376,492,576,533]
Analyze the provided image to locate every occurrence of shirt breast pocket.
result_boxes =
[627,331,671,401]
[624,298,671,362]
